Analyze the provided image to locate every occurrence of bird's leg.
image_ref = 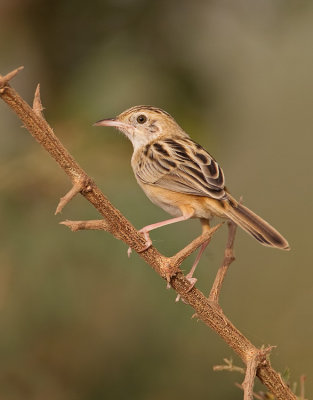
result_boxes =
[174,240,210,300]
[185,240,209,283]
[185,218,211,286]
[139,215,191,244]
[176,219,211,302]
[128,207,194,257]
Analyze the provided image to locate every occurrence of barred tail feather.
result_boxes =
[225,202,290,250]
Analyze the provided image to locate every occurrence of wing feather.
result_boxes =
[134,137,226,200]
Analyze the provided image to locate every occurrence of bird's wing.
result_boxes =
[134,137,227,200]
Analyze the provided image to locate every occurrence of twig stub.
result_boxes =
[60,219,110,232]
[55,178,91,215]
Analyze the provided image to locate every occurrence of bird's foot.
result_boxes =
[175,274,198,303]
[127,229,152,257]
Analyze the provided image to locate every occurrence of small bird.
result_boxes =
[95,106,289,281]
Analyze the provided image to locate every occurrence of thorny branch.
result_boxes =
[215,356,306,400]
[213,355,262,400]
[0,67,297,400]
[241,347,274,400]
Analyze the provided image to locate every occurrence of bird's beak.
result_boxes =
[93,118,130,129]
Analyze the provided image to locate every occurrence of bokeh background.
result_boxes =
[0,1,312,399]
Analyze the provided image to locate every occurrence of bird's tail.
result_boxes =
[223,199,290,250]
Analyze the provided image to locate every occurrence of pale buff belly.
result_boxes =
[139,182,226,219]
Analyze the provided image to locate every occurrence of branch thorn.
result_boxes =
[55,179,86,215]
[0,66,24,93]
[33,84,45,117]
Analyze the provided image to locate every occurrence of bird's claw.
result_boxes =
[127,247,133,258]
[185,275,198,292]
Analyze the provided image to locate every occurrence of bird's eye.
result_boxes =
[136,114,147,124]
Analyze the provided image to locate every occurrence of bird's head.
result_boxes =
[94,105,188,150]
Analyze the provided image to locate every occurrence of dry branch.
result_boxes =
[60,219,110,232]
[300,375,307,400]
[213,358,245,374]
[235,383,265,400]
[209,220,237,303]
[242,349,267,400]
[0,67,297,400]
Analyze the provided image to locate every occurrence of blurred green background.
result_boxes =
[0,1,312,399]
